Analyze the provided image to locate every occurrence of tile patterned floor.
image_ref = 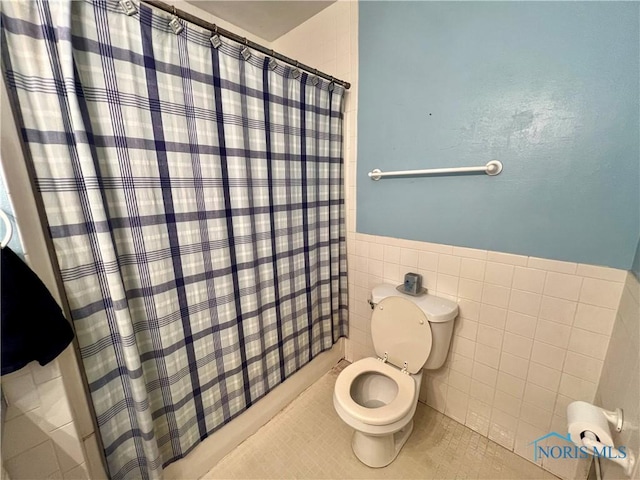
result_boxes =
[203,361,558,479]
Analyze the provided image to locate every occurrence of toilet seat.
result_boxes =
[334,357,416,426]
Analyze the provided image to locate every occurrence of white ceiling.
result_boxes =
[185,1,335,42]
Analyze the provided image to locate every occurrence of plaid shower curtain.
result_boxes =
[1,1,348,478]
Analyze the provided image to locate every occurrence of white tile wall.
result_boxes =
[347,233,626,479]
[1,358,90,479]
[595,271,640,480]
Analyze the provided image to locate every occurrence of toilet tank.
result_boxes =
[370,284,458,370]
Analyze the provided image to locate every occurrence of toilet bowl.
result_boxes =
[333,284,458,468]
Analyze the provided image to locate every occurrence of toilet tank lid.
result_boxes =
[370,284,458,323]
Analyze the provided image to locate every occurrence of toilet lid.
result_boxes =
[371,297,432,374]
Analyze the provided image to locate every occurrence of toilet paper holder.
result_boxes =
[600,407,624,433]
[567,401,634,477]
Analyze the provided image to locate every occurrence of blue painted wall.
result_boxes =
[357,1,639,270]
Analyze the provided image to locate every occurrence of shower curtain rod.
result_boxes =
[140,0,351,90]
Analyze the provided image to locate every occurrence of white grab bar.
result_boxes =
[368,160,502,181]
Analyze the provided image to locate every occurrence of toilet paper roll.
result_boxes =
[567,401,614,447]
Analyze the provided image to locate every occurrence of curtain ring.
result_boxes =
[172,5,177,16]
[244,37,248,46]
[214,24,218,34]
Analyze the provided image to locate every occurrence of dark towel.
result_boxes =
[1,246,74,375]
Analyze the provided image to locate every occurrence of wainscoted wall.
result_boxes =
[346,234,627,479]
[595,271,640,479]
[352,4,639,476]
[357,1,639,270]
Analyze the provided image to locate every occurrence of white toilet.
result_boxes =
[333,284,458,468]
